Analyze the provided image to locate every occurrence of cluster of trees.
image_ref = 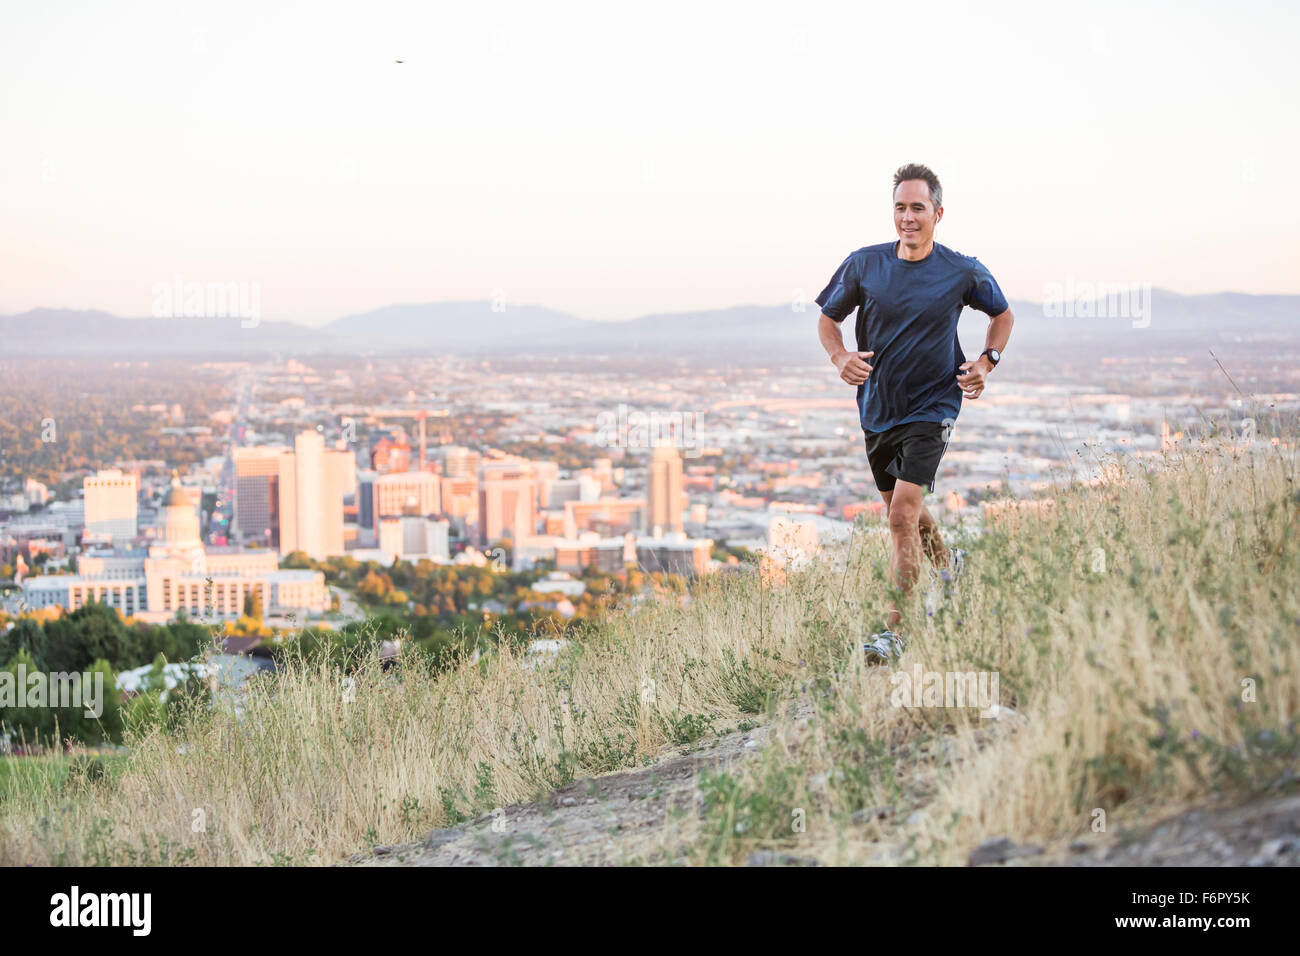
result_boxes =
[228,591,271,638]
[0,645,212,749]
[0,602,211,675]
[0,602,215,748]
[0,651,122,747]
[286,550,669,634]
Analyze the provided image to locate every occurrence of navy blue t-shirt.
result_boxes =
[815,241,1008,433]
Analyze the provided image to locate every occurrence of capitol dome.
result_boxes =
[158,473,201,547]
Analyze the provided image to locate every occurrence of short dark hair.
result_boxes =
[892,163,942,209]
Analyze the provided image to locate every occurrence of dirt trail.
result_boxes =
[346,707,1299,867]
[350,720,775,867]
[1042,793,1300,867]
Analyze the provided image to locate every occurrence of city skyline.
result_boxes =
[7,411,724,620]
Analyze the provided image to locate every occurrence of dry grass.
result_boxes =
[1,435,1296,865]
[686,435,1300,864]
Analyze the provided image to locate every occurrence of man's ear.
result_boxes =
[935,205,944,224]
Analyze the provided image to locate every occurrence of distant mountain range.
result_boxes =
[1,291,1295,362]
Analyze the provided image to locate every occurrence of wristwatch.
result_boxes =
[981,348,1001,367]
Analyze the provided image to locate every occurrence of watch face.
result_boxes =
[988,349,1001,364]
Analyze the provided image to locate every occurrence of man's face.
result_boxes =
[893,179,942,249]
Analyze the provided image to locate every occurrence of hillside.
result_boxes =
[352,725,1300,867]
[0,428,1296,866]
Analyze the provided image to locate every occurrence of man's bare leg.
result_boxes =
[881,489,950,570]
[881,480,927,631]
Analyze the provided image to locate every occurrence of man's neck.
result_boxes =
[896,238,934,261]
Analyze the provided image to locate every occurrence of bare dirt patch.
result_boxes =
[349,721,776,867]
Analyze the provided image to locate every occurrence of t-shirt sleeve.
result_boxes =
[963,258,1009,316]
[814,253,860,323]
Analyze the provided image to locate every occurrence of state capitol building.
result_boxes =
[21,475,329,623]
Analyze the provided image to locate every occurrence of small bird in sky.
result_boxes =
[395,59,404,64]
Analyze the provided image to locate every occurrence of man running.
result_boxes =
[815,163,1014,663]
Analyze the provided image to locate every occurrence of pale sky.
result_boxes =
[2,0,1297,324]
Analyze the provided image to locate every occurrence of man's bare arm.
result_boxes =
[956,308,1015,398]
[983,308,1014,356]
[819,312,874,386]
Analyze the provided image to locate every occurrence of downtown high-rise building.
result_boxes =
[83,469,138,544]
[477,463,536,546]
[278,431,326,559]
[646,442,684,536]
[232,432,352,559]
[373,471,441,519]
[232,446,283,546]
[439,474,477,535]
[442,445,481,479]
[378,515,450,560]
[277,431,352,559]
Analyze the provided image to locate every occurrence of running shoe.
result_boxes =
[863,629,906,665]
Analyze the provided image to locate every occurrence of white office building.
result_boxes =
[83,469,138,544]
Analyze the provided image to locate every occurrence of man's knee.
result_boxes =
[888,497,921,535]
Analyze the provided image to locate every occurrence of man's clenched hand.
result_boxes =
[832,350,874,386]
[956,354,994,399]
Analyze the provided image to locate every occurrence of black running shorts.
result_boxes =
[863,420,951,494]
